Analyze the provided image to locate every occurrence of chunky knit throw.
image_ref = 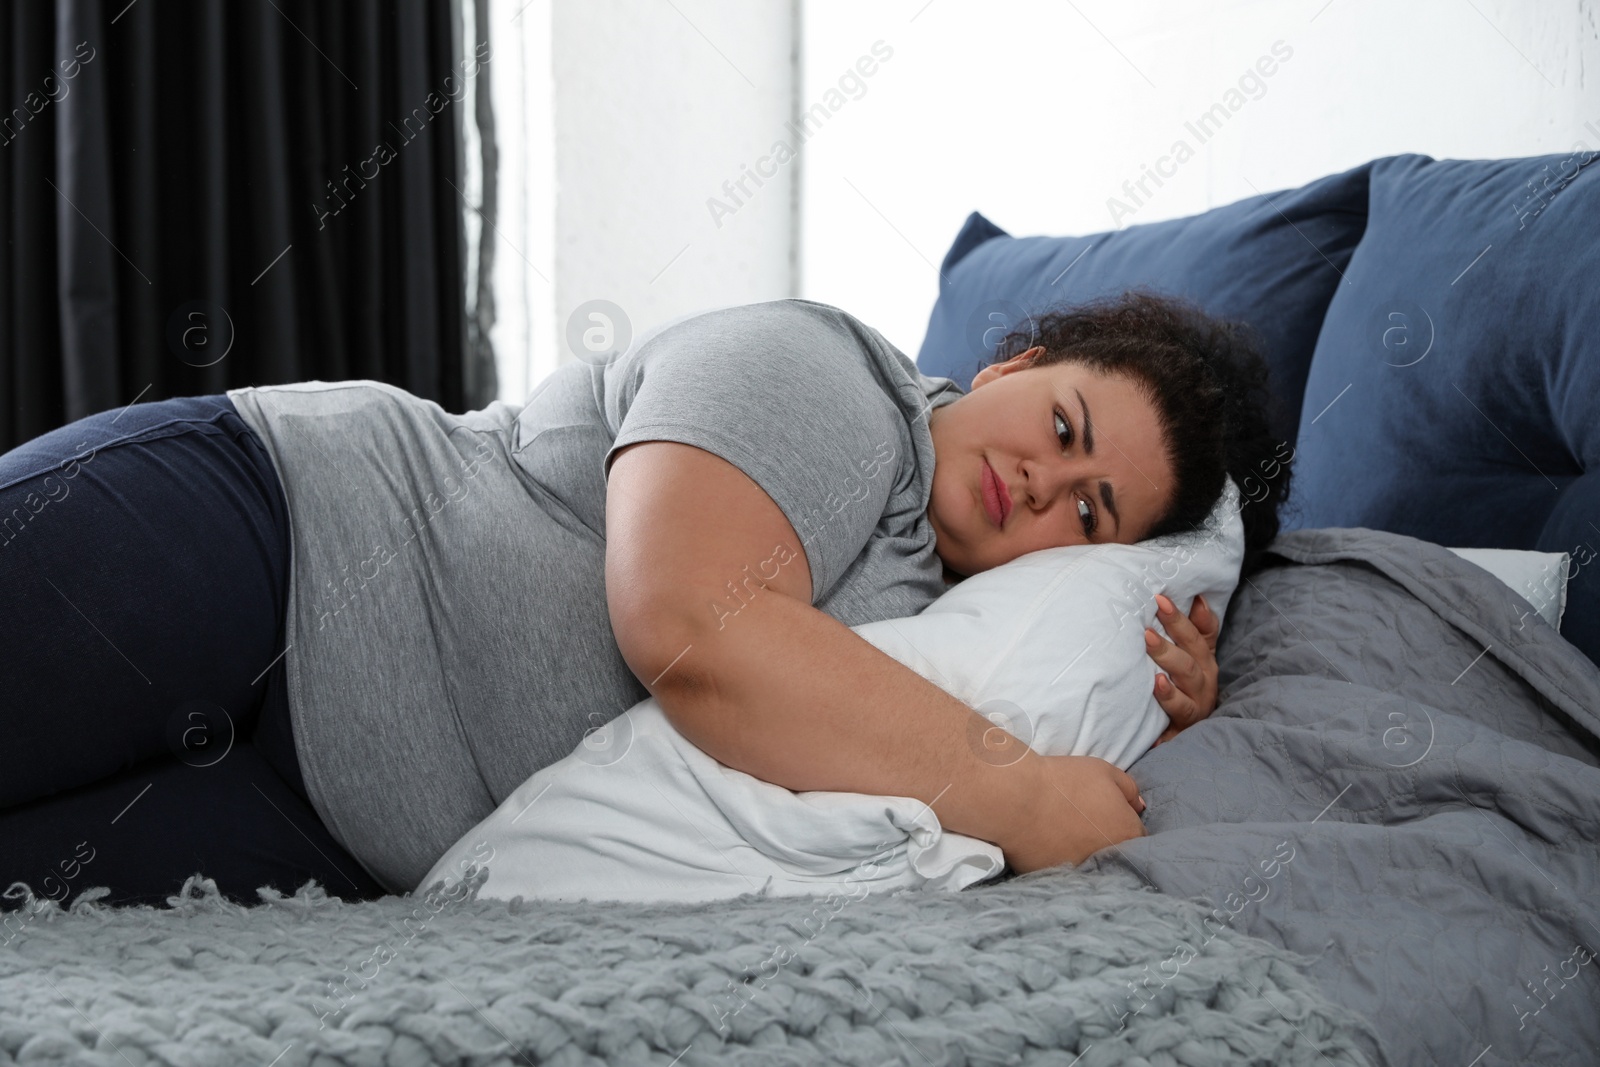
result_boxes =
[0,866,1378,1066]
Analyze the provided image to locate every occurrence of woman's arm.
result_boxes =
[605,440,1145,871]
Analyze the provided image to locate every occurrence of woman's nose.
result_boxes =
[1021,456,1076,508]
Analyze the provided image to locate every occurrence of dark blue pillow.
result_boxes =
[915,162,1372,445]
[1287,152,1600,664]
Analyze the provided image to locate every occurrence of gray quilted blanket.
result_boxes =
[1087,527,1600,1067]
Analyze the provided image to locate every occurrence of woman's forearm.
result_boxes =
[645,583,1041,850]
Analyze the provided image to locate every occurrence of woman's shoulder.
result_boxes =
[619,299,900,385]
[612,299,961,437]
[648,298,870,340]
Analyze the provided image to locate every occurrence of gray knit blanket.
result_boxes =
[0,866,1375,1066]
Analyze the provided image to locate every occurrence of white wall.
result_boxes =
[800,0,1600,359]
[487,0,559,405]
[551,0,798,350]
[491,0,1600,402]
[489,0,798,404]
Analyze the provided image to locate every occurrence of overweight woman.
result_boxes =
[0,291,1285,909]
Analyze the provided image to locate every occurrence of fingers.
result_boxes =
[1111,764,1146,813]
[1147,593,1221,734]
[1153,670,1201,728]
[1154,593,1210,656]
[1145,626,1203,697]
[1190,594,1221,649]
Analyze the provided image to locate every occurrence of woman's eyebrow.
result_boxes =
[1065,388,1120,535]
[1074,388,1095,455]
[1101,480,1120,535]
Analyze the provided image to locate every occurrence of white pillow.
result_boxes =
[419,479,1246,905]
[1444,547,1569,630]
[856,476,1246,769]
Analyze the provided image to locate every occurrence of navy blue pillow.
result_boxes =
[915,162,1372,445]
[1288,152,1600,665]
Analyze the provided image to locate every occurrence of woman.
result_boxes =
[0,290,1287,909]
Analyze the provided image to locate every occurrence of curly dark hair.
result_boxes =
[988,289,1291,575]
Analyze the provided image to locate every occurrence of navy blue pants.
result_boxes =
[0,395,387,909]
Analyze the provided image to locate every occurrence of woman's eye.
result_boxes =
[1054,409,1072,450]
[1077,497,1097,537]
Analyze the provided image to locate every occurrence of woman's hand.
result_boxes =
[998,754,1146,873]
[1145,593,1221,744]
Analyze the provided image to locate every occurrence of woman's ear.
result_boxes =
[971,345,1046,389]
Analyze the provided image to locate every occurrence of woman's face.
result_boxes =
[928,347,1175,577]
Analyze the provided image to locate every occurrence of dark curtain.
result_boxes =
[0,0,495,451]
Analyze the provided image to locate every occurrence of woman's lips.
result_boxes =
[981,459,1012,529]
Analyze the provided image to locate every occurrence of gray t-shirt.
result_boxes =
[227,298,963,893]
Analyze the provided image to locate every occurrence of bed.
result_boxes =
[4,150,1597,1066]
